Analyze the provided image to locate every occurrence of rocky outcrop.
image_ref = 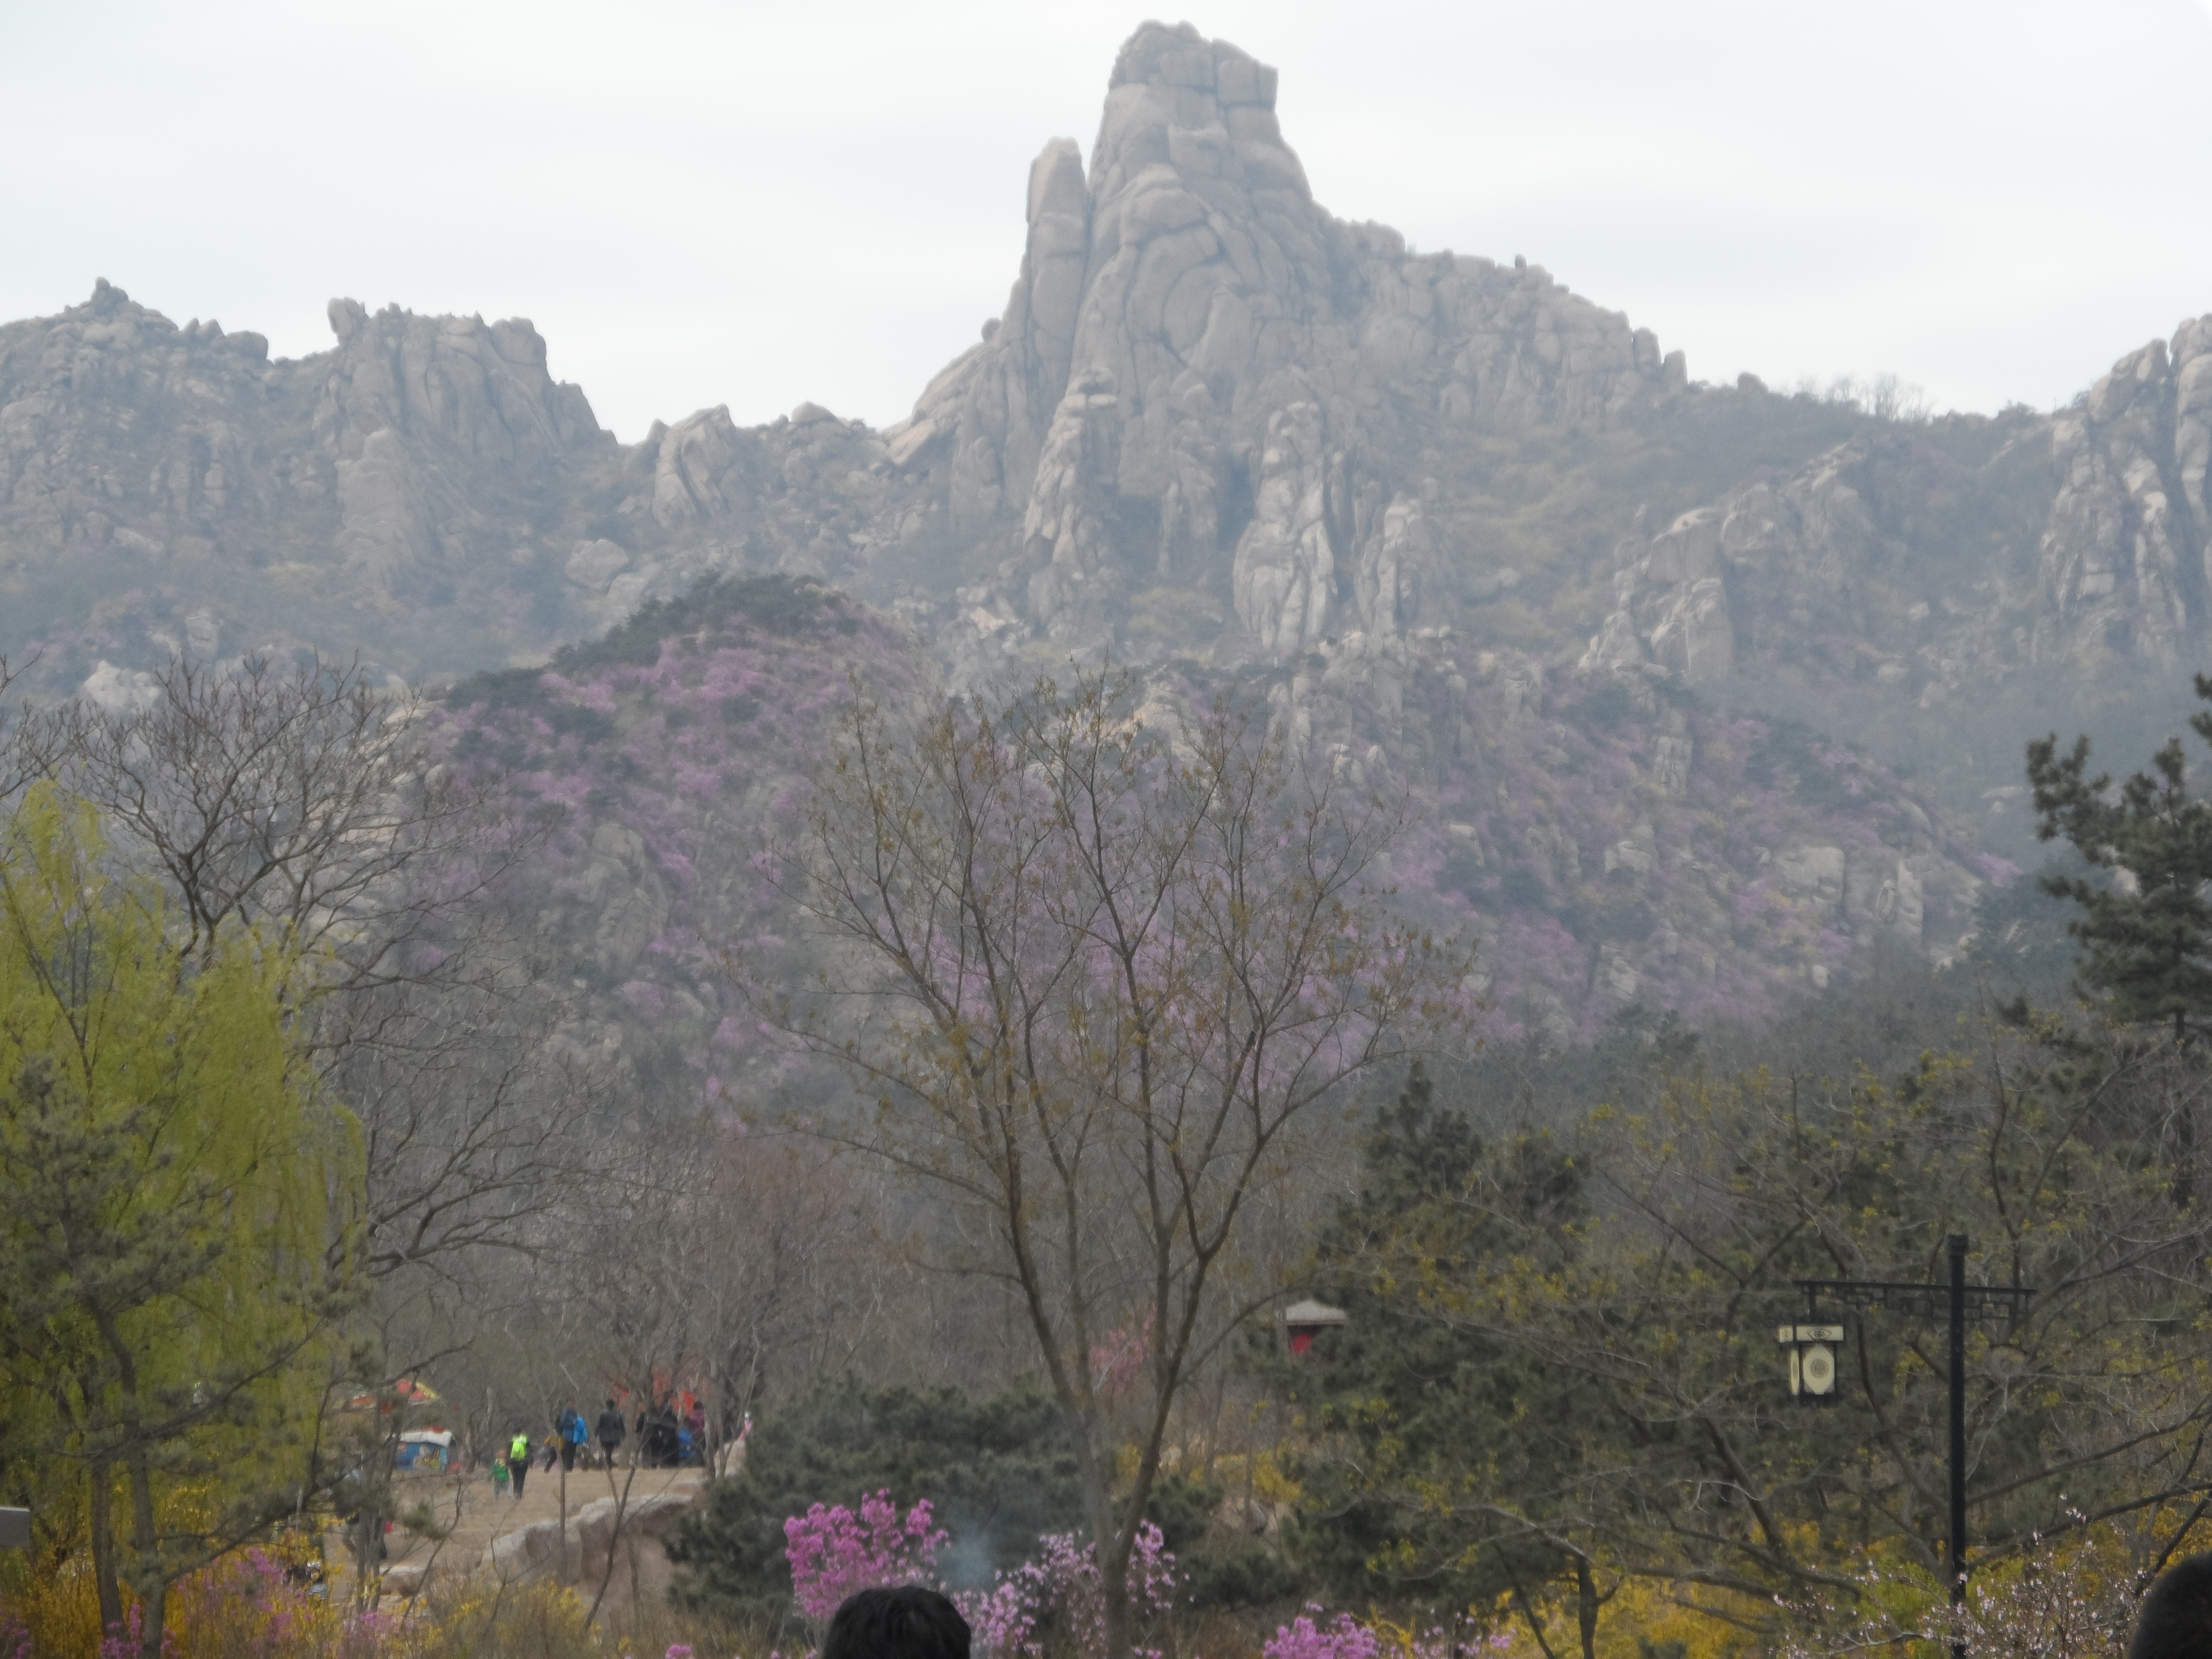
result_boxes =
[1232,400,1334,653]
[1581,444,1918,686]
[316,298,598,470]
[0,279,288,563]
[1579,415,2055,707]
[1581,321,2212,704]
[316,296,603,598]
[2036,317,2212,667]
[888,22,1683,663]
[0,279,622,686]
[0,281,947,691]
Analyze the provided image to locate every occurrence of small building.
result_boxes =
[1283,1299,1347,1356]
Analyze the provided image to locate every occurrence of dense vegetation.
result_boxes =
[7,648,2212,1659]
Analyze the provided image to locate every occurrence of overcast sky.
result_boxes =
[6,1,2210,442]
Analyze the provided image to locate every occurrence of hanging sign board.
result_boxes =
[0,1508,29,1548]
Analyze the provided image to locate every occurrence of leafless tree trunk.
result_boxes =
[773,667,1466,1657]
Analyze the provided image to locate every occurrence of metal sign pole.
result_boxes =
[1948,1232,1969,1659]
[1790,1238,2034,1659]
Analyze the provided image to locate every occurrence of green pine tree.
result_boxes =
[2027,674,2212,1042]
[1255,1062,1602,1640]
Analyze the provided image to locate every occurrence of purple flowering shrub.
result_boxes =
[952,1524,1179,1659]
[1262,1604,1512,1659]
[1263,1608,1382,1659]
[429,577,2007,1102]
[781,1494,1179,1659]
[783,1491,948,1627]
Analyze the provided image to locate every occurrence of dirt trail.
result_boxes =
[335,1462,707,1600]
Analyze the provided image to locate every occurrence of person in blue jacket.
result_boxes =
[555,1399,588,1473]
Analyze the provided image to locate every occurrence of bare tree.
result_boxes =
[773,667,1465,1658]
[47,653,595,1288]
[335,983,606,1284]
[678,1126,887,1458]
[54,652,513,1011]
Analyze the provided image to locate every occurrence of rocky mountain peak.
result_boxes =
[2037,314,2212,667]
[317,296,598,466]
[13,22,2212,1062]
[891,23,1683,670]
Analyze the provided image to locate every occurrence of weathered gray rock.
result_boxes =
[1578,419,2045,696]
[335,427,434,587]
[2037,318,2212,667]
[1232,400,1333,653]
[314,299,597,466]
[1351,492,1434,636]
[892,22,1681,661]
[1022,369,1124,647]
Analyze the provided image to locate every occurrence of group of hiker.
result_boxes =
[486,1395,718,1498]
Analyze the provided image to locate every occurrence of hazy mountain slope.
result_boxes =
[8,24,2199,729]
[0,284,947,693]
[0,282,608,685]
[433,577,929,1104]
[3,20,2205,1048]
[437,578,1990,1104]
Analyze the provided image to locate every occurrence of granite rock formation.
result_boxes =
[0,283,944,693]
[4,23,2210,1053]
[2036,319,2212,667]
[1581,317,2212,711]
[890,22,1682,663]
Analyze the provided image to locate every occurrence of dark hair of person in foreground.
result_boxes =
[822,1586,972,1659]
[2133,1553,2212,1659]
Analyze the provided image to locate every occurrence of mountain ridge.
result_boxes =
[4,20,2206,1076]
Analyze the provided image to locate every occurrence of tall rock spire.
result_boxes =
[889,22,1681,663]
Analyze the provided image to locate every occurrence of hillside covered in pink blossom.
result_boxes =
[434,578,1993,1105]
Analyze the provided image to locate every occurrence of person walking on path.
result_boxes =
[506,1429,532,1500]
[557,1399,587,1472]
[595,1398,626,1469]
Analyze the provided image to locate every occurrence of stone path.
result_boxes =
[335,1462,708,1604]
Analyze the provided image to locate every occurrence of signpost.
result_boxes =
[1790,1235,2034,1658]
[0,1507,28,1549]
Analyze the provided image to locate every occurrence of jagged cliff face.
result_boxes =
[0,279,612,687]
[2039,320,2212,667]
[890,23,1681,669]
[4,22,2209,1054]
[0,283,943,695]
[1581,317,2212,710]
